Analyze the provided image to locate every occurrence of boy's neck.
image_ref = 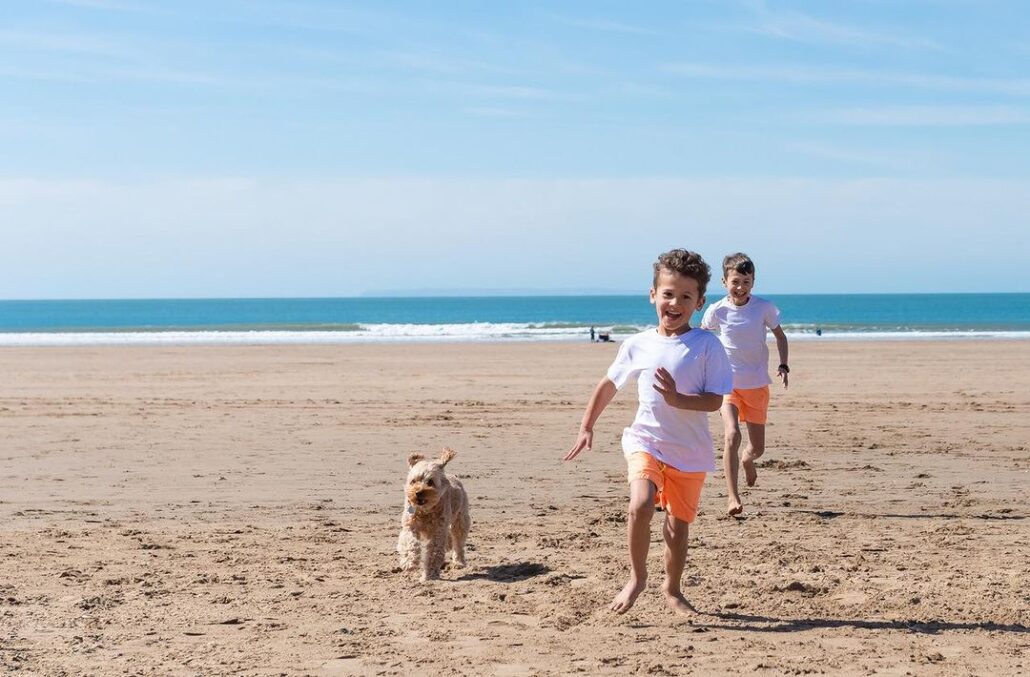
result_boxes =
[728,294,751,307]
[656,324,692,337]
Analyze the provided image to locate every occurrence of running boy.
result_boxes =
[700,253,790,516]
[564,249,733,615]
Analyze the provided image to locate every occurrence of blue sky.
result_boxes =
[1,0,1028,298]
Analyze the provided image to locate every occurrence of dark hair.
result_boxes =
[722,252,755,278]
[652,249,711,297]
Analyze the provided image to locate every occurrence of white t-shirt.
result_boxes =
[606,328,734,473]
[701,296,781,389]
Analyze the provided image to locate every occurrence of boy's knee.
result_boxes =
[665,515,689,539]
[627,498,655,522]
[724,429,741,445]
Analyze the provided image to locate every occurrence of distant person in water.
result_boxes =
[565,249,732,615]
[701,253,790,516]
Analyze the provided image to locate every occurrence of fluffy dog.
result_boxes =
[397,447,471,582]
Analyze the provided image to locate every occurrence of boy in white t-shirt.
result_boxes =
[700,253,790,516]
[564,249,733,615]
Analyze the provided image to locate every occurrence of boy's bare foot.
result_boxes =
[742,457,758,487]
[662,587,696,615]
[727,497,743,516]
[610,577,646,614]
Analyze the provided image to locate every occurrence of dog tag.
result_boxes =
[406,504,415,514]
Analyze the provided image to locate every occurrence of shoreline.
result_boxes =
[2,330,1030,347]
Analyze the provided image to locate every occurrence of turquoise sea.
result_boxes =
[0,294,1028,345]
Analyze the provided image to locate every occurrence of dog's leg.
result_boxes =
[397,527,420,572]
[422,531,447,582]
[450,507,470,567]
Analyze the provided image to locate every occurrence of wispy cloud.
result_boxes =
[378,51,520,77]
[463,107,529,118]
[663,63,1030,97]
[288,47,523,78]
[0,29,135,58]
[823,105,1030,127]
[603,82,676,98]
[559,17,658,36]
[0,64,96,84]
[45,0,150,12]
[744,8,941,50]
[782,141,926,171]
[475,85,558,100]
[0,61,235,87]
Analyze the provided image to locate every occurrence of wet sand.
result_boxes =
[1,341,1028,675]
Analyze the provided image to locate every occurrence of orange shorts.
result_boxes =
[626,452,706,523]
[726,386,770,425]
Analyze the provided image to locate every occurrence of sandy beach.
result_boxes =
[1,340,1027,676]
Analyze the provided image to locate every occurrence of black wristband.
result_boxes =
[779,364,790,373]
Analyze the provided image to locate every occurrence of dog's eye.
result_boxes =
[426,479,434,487]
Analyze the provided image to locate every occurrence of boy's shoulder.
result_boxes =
[611,329,656,354]
[622,328,655,345]
[692,327,726,349]
[706,296,729,310]
[703,296,733,319]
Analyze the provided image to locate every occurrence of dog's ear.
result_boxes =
[439,447,456,466]
[407,452,425,467]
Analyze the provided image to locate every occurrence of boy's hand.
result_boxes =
[652,367,683,407]
[564,428,593,461]
[777,366,789,389]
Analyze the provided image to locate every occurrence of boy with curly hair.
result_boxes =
[564,249,733,614]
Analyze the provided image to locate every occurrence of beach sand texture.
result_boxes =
[1,341,1028,675]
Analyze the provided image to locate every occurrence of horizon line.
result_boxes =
[1,291,1027,302]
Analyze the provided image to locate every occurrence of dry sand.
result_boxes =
[1,340,1028,676]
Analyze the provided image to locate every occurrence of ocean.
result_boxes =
[0,294,1027,345]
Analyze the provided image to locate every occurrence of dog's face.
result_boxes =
[405,448,456,511]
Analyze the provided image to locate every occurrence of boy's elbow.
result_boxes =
[703,394,723,411]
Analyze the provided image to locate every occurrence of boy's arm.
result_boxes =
[564,377,618,461]
[700,305,718,333]
[771,325,789,388]
[653,368,723,412]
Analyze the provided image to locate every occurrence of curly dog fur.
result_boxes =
[397,447,471,582]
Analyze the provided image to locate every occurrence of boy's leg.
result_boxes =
[611,478,655,614]
[662,513,694,615]
[742,422,766,487]
[722,399,744,515]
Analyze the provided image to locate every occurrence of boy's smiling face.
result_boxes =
[650,269,704,336]
[723,270,754,306]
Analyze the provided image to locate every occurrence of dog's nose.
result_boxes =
[415,491,425,503]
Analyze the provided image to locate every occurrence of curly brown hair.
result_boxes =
[722,252,755,279]
[652,249,711,296]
